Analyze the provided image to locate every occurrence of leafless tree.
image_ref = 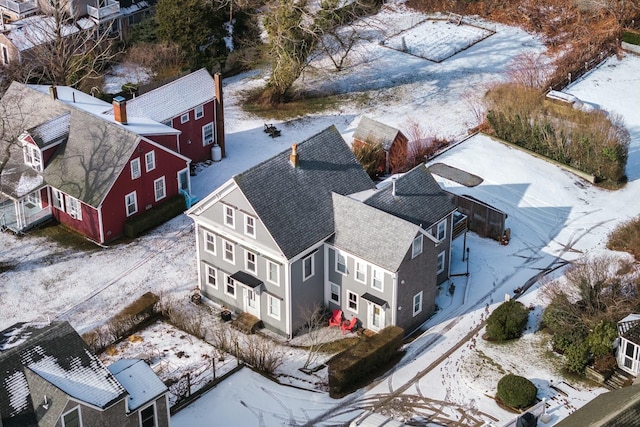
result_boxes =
[298,303,331,370]
[18,0,119,87]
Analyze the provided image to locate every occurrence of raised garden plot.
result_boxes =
[383,18,494,63]
[99,320,237,406]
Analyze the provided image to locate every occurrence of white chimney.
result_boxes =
[392,177,397,196]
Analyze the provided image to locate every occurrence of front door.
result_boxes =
[244,288,260,318]
[178,168,190,193]
[368,303,385,332]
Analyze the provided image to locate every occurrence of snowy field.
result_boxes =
[2,1,640,426]
[384,18,494,62]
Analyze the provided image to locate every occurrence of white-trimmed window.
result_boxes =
[412,234,423,258]
[225,274,236,297]
[371,268,383,291]
[355,260,366,283]
[336,251,347,275]
[195,105,204,119]
[222,239,235,264]
[26,191,41,208]
[52,188,65,211]
[437,251,446,274]
[223,204,235,228]
[145,151,156,172]
[125,191,138,216]
[65,195,82,220]
[330,283,340,304]
[267,260,279,285]
[139,401,157,427]
[246,251,257,274]
[203,122,214,145]
[413,291,423,316]
[154,176,166,201]
[347,291,358,312]
[267,295,280,320]
[244,214,256,238]
[23,143,42,171]
[205,265,217,289]
[130,158,141,179]
[303,253,314,281]
[437,220,446,241]
[180,113,189,124]
[62,406,82,427]
[204,231,216,254]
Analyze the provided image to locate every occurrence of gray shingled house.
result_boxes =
[353,116,409,175]
[0,321,169,427]
[187,126,458,338]
[617,314,640,377]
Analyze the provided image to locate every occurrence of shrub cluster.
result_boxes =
[485,300,529,341]
[622,30,640,46]
[607,215,640,261]
[496,374,537,409]
[542,256,637,374]
[486,83,629,184]
[328,326,404,398]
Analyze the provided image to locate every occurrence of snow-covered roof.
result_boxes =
[3,16,95,52]
[619,314,640,324]
[108,359,167,411]
[126,68,215,122]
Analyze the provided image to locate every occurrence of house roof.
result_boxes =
[108,359,167,411]
[2,15,95,52]
[28,113,70,149]
[363,164,456,229]
[353,116,405,150]
[331,192,422,272]
[0,322,127,427]
[554,384,640,427]
[0,82,167,207]
[125,69,215,122]
[232,126,376,259]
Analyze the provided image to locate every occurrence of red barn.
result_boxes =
[125,69,226,163]
[352,116,408,175]
[0,82,193,244]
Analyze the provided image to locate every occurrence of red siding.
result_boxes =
[99,139,189,242]
[146,134,180,154]
[169,100,216,163]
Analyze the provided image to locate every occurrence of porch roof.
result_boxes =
[230,271,263,290]
[0,162,44,200]
[361,293,389,308]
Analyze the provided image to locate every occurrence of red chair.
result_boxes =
[328,309,343,328]
[341,317,358,334]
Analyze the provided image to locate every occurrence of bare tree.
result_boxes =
[18,0,119,87]
[298,303,331,371]
[506,51,551,90]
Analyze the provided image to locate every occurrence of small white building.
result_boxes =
[617,314,640,376]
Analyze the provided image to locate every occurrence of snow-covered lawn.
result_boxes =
[2,1,640,426]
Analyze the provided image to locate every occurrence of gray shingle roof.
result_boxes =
[125,68,215,122]
[0,82,143,207]
[234,126,376,259]
[332,193,420,272]
[0,322,127,427]
[28,113,70,148]
[353,116,404,150]
[364,164,456,228]
[555,384,640,427]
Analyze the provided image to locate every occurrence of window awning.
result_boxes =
[362,292,389,308]
[230,271,263,291]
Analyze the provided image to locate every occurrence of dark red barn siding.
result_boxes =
[99,139,190,242]
[146,134,180,155]
[51,201,102,243]
[168,100,216,163]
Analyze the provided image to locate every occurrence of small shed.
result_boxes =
[353,116,408,175]
[617,314,640,376]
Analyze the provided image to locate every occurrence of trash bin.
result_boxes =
[221,310,232,322]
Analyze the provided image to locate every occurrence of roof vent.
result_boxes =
[289,143,299,167]
[49,86,58,100]
[392,176,397,196]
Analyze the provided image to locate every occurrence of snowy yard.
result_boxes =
[2,1,640,426]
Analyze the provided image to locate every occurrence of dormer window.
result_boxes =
[23,143,42,171]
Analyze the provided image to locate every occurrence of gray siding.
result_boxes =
[290,248,325,334]
[327,247,394,331]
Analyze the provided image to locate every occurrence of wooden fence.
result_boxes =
[448,193,507,241]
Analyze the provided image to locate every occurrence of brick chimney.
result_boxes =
[49,86,58,100]
[289,143,299,167]
[113,96,127,125]
[214,73,225,157]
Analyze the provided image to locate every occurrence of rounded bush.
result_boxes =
[496,374,537,409]
[486,300,529,341]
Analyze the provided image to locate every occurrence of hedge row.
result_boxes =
[124,195,186,238]
[622,30,640,46]
[328,326,404,398]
